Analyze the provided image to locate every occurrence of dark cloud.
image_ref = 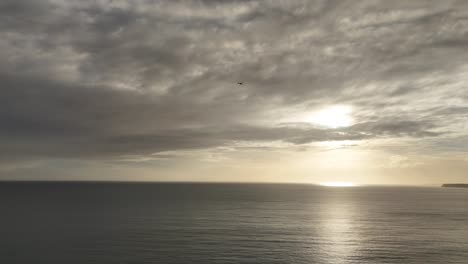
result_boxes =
[0,70,438,160]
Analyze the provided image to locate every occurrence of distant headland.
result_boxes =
[442,184,468,188]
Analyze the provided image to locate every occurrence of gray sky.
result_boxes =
[1,0,468,185]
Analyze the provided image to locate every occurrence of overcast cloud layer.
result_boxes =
[1,0,468,183]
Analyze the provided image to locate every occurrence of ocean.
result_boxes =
[0,182,467,264]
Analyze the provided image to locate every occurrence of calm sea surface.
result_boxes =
[0,182,467,264]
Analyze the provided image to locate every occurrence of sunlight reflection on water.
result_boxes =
[1,183,468,264]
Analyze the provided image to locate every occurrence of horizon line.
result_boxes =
[0,179,445,187]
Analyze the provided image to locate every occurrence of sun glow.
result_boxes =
[308,105,353,128]
[319,182,356,187]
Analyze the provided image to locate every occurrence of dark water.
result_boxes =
[0,182,467,264]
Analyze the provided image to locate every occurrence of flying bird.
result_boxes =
[237,82,243,85]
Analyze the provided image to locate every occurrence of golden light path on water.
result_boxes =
[316,189,361,263]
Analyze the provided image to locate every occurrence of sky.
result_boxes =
[1,0,468,185]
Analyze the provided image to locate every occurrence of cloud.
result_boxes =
[1,0,468,171]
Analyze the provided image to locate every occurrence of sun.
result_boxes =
[308,105,353,128]
[319,182,356,187]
